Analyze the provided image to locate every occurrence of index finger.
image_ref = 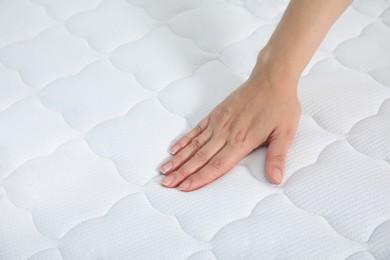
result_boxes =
[169,117,209,154]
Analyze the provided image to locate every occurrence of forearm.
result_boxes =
[251,0,352,85]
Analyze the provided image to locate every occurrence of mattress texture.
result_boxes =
[1,0,390,259]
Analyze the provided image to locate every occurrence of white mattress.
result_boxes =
[1,0,390,259]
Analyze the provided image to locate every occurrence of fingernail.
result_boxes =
[178,179,191,190]
[170,144,181,154]
[161,175,175,186]
[160,162,173,174]
[271,168,283,184]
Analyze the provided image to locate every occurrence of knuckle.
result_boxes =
[195,125,203,135]
[232,130,247,144]
[227,131,250,149]
[222,107,232,114]
[221,118,234,132]
[181,135,191,146]
[176,167,188,178]
[190,138,202,149]
[220,107,233,118]
[194,150,208,163]
[210,157,224,170]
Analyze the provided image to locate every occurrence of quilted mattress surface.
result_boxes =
[1,0,390,259]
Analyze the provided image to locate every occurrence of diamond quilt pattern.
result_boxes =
[0,0,390,259]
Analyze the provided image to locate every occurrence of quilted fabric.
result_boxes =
[1,0,390,259]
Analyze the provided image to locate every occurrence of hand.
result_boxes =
[159,55,301,192]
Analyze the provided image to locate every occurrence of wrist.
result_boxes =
[247,47,300,95]
[255,46,301,81]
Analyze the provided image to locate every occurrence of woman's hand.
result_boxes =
[159,0,352,192]
[159,52,301,191]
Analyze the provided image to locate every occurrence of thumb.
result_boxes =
[264,134,292,185]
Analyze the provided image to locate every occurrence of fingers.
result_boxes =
[160,128,212,174]
[264,131,293,185]
[169,117,209,155]
[177,143,249,192]
[160,136,226,188]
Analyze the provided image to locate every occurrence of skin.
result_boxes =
[160,0,353,192]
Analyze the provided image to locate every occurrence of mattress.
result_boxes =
[1,0,390,259]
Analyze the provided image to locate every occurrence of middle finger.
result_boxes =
[161,135,226,188]
[160,128,212,175]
